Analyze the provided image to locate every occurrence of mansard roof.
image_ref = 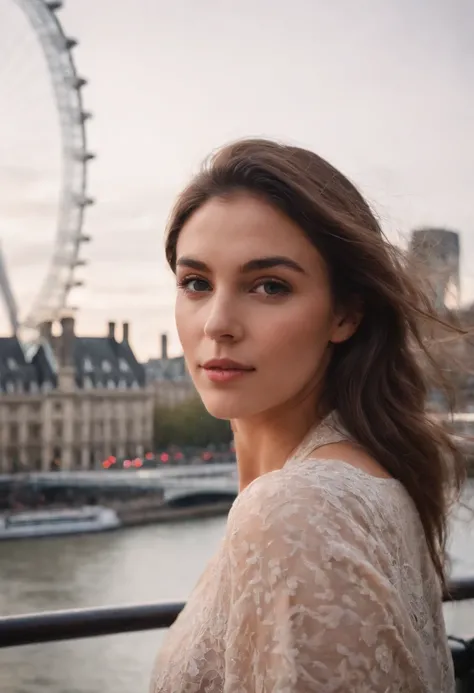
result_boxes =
[0,321,145,394]
[145,355,189,382]
[74,335,145,388]
[0,337,42,393]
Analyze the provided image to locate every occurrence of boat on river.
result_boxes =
[0,506,121,540]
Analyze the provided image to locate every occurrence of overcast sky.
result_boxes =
[0,0,472,359]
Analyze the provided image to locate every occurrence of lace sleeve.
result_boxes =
[222,470,416,693]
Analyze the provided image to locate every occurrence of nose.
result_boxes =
[203,293,243,343]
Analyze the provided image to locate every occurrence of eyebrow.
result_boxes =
[176,255,306,275]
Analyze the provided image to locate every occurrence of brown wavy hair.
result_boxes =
[165,138,466,586]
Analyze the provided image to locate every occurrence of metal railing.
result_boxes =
[1,576,474,685]
[0,600,183,648]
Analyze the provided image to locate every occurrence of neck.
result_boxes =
[233,398,324,492]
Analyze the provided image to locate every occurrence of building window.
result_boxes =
[102,360,112,373]
[84,357,94,372]
[33,456,42,472]
[8,424,19,443]
[131,380,139,390]
[7,448,21,472]
[118,379,127,390]
[84,377,93,390]
[42,381,52,393]
[6,381,15,394]
[28,424,41,441]
[94,422,104,438]
[107,379,116,389]
[74,448,82,469]
[30,382,39,394]
[119,359,129,372]
[53,422,63,439]
[7,358,18,370]
[54,401,62,413]
[52,448,62,469]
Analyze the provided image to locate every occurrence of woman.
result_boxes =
[151,138,464,692]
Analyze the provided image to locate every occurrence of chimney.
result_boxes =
[161,333,168,360]
[108,321,116,340]
[122,322,129,343]
[39,320,53,343]
[60,316,75,367]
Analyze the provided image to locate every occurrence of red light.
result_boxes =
[123,459,131,468]
[108,456,117,464]
[160,453,169,463]
[202,451,212,461]
[174,452,183,460]
[145,452,154,460]
[133,458,143,468]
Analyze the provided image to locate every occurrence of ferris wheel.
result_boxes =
[0,0,93,334]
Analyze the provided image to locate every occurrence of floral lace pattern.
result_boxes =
[150,415,455,692]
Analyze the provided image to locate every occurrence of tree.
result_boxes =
[154,396,232,448]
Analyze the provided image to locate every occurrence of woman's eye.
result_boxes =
[254,280,290,297]
[179,277,210,293]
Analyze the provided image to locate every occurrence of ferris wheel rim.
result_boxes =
[10,0,93,330]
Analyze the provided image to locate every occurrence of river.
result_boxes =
[1,482,473,693]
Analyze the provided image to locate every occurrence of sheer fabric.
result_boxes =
[150,414,455,692]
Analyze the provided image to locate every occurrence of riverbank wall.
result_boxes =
[114,498,234,526]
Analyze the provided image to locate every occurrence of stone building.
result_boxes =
[409,228,461,312]
[145,333,196,408]
[408,227,472,412]
[0,318,154,473]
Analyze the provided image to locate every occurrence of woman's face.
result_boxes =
[174,193,356,421]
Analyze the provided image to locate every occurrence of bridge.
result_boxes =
[160,476,238,504]
[0,464,239,508]
[0,462,236,486]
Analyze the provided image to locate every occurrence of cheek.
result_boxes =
[259,298,333,362]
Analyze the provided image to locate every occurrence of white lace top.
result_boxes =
[150,413,455,692]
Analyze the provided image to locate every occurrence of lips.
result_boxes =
[200,359,255,384]
[201,358,255,371]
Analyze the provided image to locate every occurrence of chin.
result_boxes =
[199,392,259,420]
